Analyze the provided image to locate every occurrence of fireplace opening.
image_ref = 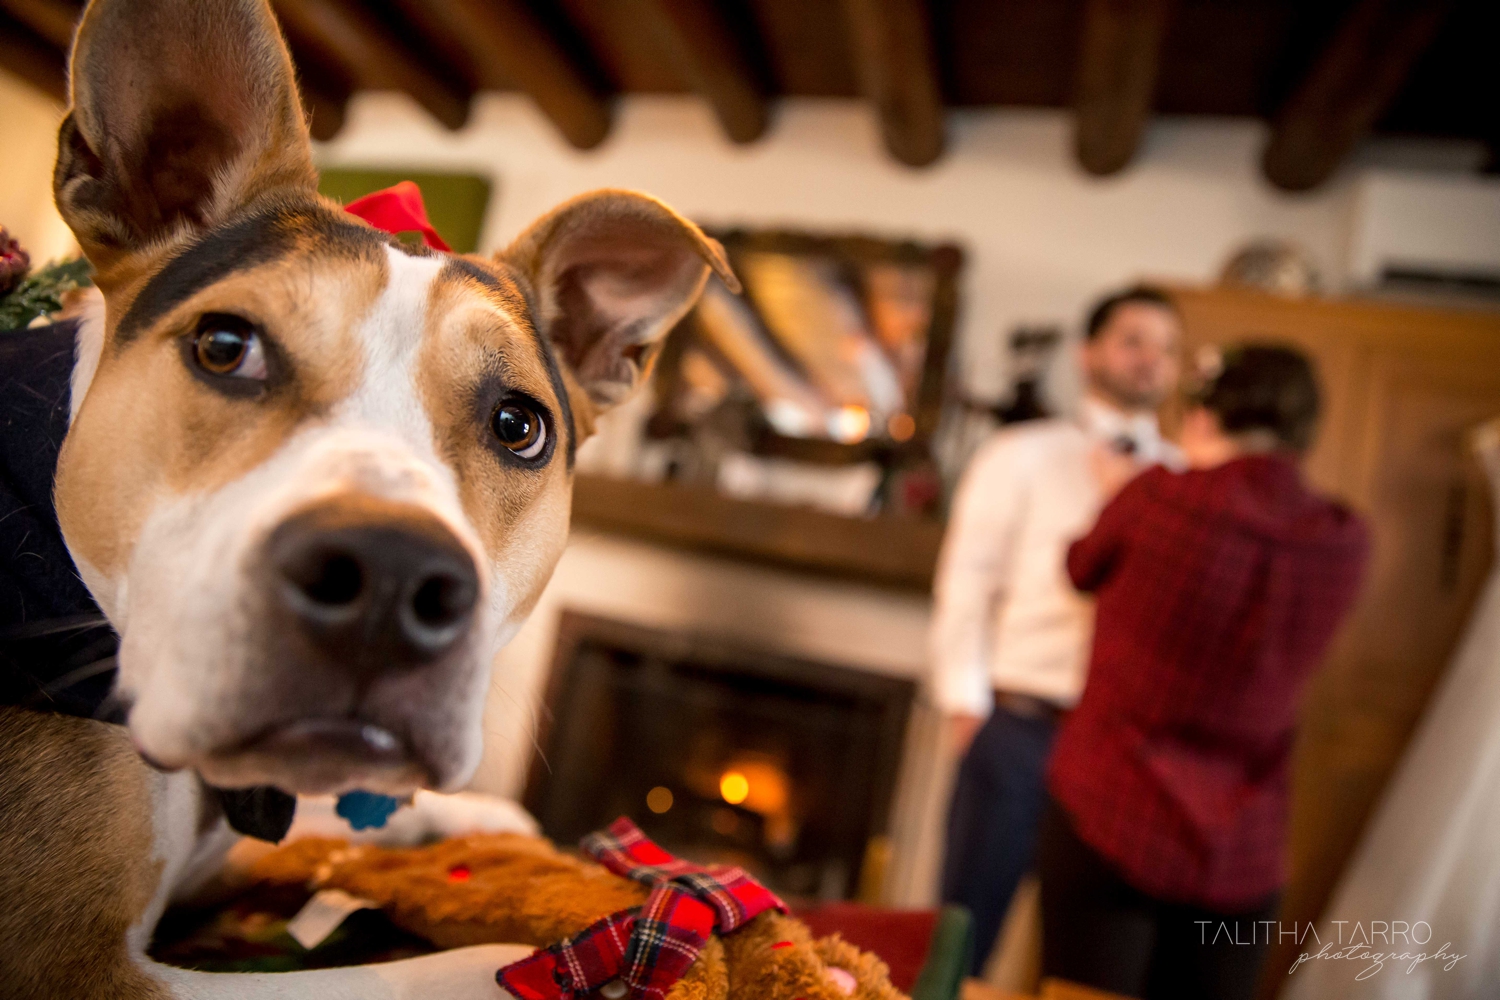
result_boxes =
[523,612,915,901]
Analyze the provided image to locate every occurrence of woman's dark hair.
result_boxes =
[1085,285,1178,341]
[1199,344,1321,452]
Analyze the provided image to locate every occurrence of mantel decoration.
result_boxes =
[0,227,92,331]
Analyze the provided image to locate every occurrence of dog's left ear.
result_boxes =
[55,0,316,272]
[505,190,739,412]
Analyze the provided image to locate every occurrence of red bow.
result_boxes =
[343,180,451,252]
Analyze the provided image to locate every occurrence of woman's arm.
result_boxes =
[1066,467,1156,593]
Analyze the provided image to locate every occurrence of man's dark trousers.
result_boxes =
[941,703,1058,976]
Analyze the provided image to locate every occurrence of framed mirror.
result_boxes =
[632,229,962,517]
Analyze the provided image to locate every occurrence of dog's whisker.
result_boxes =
[0,613,111,640]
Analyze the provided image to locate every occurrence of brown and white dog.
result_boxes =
[0,0,734,995]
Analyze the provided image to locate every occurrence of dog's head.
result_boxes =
[52,0,732,796]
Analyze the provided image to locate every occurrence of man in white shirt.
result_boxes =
[931,286,1183,974]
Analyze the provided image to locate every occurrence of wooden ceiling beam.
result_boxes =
[283,30,355,143]
[298,75,349,142]
[632,0,768,144]
[290,51,352,142]
[271,0,470,131]
[1073,0,1175,176]
[0,0,78,51]
[840,0,946,167]
[0,14,64,102]
[392,0,610,150]
[1263,0,1454,192]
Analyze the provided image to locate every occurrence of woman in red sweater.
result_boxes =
[1039,345,1370,1000]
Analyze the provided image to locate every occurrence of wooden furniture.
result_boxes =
[1168,287,1500,999]
[1039,980,1136,1000]
[960,977,1133,1000]
[961,979,1027,1000]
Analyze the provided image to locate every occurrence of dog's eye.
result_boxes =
[491,400,547,460]
[192,314,267,380]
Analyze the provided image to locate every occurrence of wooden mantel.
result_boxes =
[570,473,945,591]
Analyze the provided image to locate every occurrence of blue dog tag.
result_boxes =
[336,790,401,830]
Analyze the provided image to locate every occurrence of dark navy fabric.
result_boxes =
[0,321,121,720]
[940,704,1058,976]
[1038,798,1279,1000]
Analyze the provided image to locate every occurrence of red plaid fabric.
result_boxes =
[583,817,783,933]
[1048,455,1368,910]
[496,818,786,999]
[496,912,636,1000]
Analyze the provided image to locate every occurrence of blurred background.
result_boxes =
[3,2,1499,997]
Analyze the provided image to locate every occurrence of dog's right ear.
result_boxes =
[55,0,316,272]
[504,190,738,419]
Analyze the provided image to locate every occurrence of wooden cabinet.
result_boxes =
[1168,287,1500,996]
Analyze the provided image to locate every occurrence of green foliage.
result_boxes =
[0,258,93,331]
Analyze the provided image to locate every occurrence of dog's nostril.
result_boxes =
[411,572,476,628]
[296,551,364,606]
[267,501,479,670]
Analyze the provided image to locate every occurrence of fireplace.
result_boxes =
[523,612,916,901]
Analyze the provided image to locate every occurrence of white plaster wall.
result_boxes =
[313,92,1368,404]
[1347,171,1500,284]
[0,71,76,264]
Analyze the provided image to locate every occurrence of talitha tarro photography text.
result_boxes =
[1197,918,1468,981]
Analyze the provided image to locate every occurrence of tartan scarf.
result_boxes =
[496,817,786,999]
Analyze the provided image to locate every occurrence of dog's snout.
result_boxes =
[267,500,479,673]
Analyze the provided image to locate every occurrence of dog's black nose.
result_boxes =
[266,500,479,674]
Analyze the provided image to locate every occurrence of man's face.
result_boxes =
[1080,302,1182,411]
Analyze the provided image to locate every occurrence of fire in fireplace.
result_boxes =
[523,612,915,901]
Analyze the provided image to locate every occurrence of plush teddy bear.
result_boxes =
[248,826,907,1000]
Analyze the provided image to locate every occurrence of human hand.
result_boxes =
[1089,443,1144,500]
[948,713,985,759]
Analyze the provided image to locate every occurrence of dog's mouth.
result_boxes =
[197,717,433,795]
